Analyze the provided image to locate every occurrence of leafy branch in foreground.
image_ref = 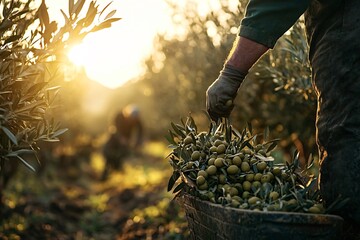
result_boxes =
[0,0,120,193]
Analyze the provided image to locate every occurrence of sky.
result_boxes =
[47,0,173,89]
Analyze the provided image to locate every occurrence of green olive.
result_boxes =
[241,162,250,172]
[196,176,206,186]
[269,191,279,201]
[217,144,226,154]
[232,156,242,166]
[206,165,217,175]
[198,170,208,178]
[248,196,260,205]
[227,165,239,175]
[191,151,201,160]
[214,158,225,168]
[256,161,267,171]
[184,136,193,145]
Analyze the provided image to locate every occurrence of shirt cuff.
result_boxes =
[239,25,279,49]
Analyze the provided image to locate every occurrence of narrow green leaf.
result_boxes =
[39,136,60,142]
[247,121,252,134]
[73,0,86,17]
[165,132,177,145]
[167,171,180,191]
[6,149,35,157]
[51,128,68,138]
[225,122,232,143]
[172,189,183,200]
[104,9,116,20]
[90,18,121,32]
[16,155,35,172]
[171,122,186,138]
[264,126,269,142]
[181,172,196,188]
[69,0,74,16]
[4,35,22,45]
[173,181,185,194]
[232,127,242,138]
[27,82,48,95]
[254,154,274,162]
[1,126,18,145]
[83,1,97,27]
[38,0,50,27]
[60,9,70,24]
[99,1,113,18]
[306,153,314,169]
[266,141,278,152]
[188,115,197,133]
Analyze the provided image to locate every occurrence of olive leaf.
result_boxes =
[165,130,177,145]
[1,126,18,145]
[263,126,269,142]
[180,172,196,188]
[167,171,180,192]
[173,181,186,194]
[254,154,274,162]
[263,139,280,152]
[171,122,186,138]
[306,153,314,170]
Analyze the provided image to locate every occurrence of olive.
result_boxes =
[227,165,239,175]
[241,162,250,172]
[206,165,217,175]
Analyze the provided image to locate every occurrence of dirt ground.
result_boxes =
[0,141,189,240]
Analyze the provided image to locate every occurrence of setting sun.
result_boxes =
[65,30,149,89]
[67,44,88,67]
[47,0,173,89]
[50,0,231,89]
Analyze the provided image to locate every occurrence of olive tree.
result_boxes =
[140,0,316,164]
[0,0,119,202]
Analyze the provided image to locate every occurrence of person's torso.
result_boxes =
[305,0,360,61]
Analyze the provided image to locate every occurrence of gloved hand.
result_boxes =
[206,64,247,121]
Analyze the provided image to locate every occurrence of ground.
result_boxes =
[0,141,189,240]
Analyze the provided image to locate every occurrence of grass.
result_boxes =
[1,140,189,239]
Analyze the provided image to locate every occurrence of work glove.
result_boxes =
[206,64,247,121]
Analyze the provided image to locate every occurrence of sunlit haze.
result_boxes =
[47,0,172,89]
[47,0,237,89]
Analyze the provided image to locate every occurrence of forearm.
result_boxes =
[225,36,269,73]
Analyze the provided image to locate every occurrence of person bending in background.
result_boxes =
[206,0,360,237]
[101,105,144,181]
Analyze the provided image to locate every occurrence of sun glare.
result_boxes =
[61,0,236,89]
[66,35,146,89]
[68,45,88,67]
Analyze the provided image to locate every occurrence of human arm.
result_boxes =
[206,37,268,120]
[206,0,310,121]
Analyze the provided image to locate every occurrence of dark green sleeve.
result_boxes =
[239,0,310,48]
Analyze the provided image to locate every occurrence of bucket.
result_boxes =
[178,194,344,240]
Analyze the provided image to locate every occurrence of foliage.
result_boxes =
[0,0,119,196]
[167,115,324,214]
[133,0,317,164]
[135,1,246,134]
[253,20,314,102]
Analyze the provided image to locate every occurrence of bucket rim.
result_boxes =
[178,193,345,223]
